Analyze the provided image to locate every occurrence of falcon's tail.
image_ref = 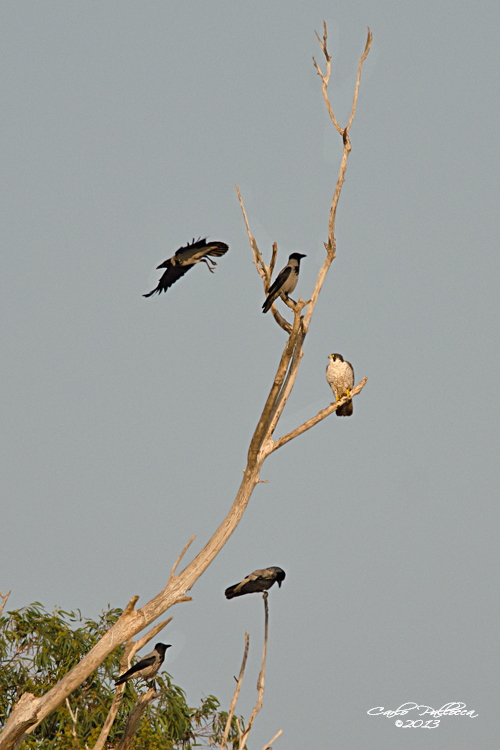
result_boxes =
[336,399,353,417]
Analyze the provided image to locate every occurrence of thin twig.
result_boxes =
[346,28,372,132]
[0,590,11,618]
[235,717,244,746]
[90,687,125,750]
[313,23,342,135]
[65,698,80,750]
[236,185,267,282]
[220,632,250,750]
[304,24,372,328]
[269,242,278,285]
[236,187,292,334]
[238,593,269,749]
[169,534,196,582]
[133,618,173,655]
[261,729,284,750]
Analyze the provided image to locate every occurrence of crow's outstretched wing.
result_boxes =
[143,262,192,297]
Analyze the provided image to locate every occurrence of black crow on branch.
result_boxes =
[115,643,171,686]
[225,567,286,599]
[143,238,229,297]
[262,253,306,313]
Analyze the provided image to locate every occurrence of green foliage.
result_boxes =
[0,603,243,749]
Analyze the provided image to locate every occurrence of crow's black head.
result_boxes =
[155,643,172,656]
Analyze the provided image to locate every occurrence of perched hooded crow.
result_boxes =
[262,253,306,313]
[115,643,171,686]
[326,353,355,417]
[143,238,229,297]
[225,567,286,599]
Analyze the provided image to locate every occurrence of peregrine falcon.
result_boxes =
[225,567,286,598]
[326,353,355,417]
[143,238,229,297]
[115,643,171,686]
[262,253,306,313]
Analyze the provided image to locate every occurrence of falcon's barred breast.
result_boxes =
[326,353,355,417]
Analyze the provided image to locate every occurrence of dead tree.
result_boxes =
[0,23,371,750]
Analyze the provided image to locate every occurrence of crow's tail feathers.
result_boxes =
[262,294,277,314]
[224,584,239,599]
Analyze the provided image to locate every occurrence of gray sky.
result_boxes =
[1,1,499,748]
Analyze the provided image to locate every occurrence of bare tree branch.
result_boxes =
[236,186,292,334]
[236,185,267,283]
[65,699,80,750]
[269,242,278,284]
[90,687,124,750]
[261,729,283,750]
[220,632,250,750]
[169,534,196,583]
[0,590,11,618]
[115,687,157,750]
[313,23,342,136]
[269,377,368,454]
[238,593,269,750]
[132,618,173,655]
[346,27,373,132]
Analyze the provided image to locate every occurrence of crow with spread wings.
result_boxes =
[143,238,229,297]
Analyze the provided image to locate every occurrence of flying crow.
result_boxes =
[262,253,306,313]
[115,643,171,686]
[225,567,286,599]
[326,353,355,417]
[143,238,229,297]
